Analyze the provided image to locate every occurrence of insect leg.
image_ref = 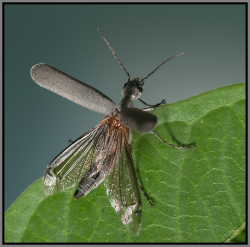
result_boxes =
[138,181,155,208]
[150,131,196,150]
[68,139,73,144]
[138,98,166,111]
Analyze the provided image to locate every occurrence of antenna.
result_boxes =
[97,28,130,81]
[141,52,184,83]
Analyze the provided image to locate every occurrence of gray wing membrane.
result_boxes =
[43,120,110,195]
[30,63,116,115]
[104,130,142,236]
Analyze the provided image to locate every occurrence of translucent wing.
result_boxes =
[43,118,110,195]
[104,129,142,236]
[73,123,127,199]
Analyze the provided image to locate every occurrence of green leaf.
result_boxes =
[5,83,245,243]
[225,222,246,243]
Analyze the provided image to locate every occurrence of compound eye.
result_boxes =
[123,82,128,88]
[136,84,143,92]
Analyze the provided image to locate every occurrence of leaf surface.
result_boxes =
[5,83,245,243]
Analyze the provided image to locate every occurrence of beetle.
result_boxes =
[30,28,194,236]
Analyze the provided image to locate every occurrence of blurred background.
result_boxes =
[4,4,245,210]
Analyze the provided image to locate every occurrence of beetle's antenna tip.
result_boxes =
[141,51,185,82]
[97,28,130,81]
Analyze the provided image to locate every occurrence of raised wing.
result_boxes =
[43,118,110,195]
[104,128,142,236]
[30,63,116,115]
[120,107,157,133]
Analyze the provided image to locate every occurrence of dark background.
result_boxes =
[4,4,245,210]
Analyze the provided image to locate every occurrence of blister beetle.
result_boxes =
[30,28,195,236]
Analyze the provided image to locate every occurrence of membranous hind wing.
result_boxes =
[104,125,142,236]
[73,115,125,199]
[43,117,110,195]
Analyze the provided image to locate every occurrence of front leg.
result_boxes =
[138,98,166,111]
